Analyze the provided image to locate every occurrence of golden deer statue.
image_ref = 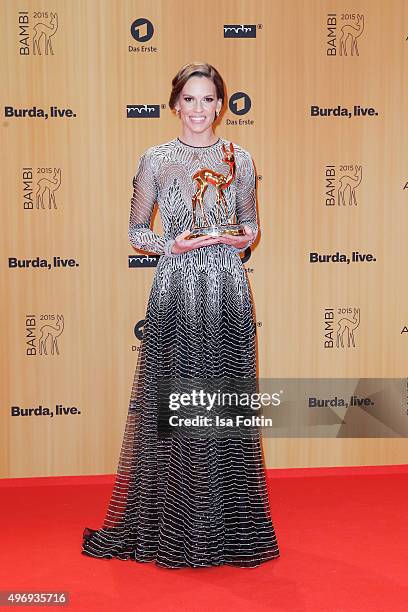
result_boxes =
[191,142,236,227]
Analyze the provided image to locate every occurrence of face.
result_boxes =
[174,76,222,136]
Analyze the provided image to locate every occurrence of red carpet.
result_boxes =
[1,464,407,611]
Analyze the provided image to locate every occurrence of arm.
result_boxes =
[231,150,259,254]
[128,149,177,257]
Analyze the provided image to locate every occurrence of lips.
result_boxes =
[190,116,206,122]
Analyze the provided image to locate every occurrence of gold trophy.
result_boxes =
[185,142,246,239]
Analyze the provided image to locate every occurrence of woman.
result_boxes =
[82,62,280,568]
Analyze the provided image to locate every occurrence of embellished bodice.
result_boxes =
[128,136,258,258]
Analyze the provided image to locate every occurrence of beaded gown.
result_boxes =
[81,136,280,568]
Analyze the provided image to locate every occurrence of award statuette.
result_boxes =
[185,142,246,240]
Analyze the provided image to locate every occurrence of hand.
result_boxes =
[216,224,254,250]
[170,229,227,255]
[171,225,254,255]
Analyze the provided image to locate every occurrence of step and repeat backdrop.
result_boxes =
[1,0,408,478]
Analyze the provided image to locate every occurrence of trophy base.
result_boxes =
[185,224,245,240]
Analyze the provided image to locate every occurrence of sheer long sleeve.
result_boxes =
[232,150,259,254]
[128,150,177,257]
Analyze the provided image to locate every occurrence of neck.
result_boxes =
[178,129,218,147]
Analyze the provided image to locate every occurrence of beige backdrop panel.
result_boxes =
[1,0,407,477]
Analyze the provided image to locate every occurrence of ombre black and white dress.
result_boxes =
[82,137,280,568]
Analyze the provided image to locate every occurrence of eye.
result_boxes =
[183,96,214,103]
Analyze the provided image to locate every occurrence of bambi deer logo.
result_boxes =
[339,14,365,56]
[33,12,59,55]
[191,142,236,226]
[39,314,64,355]
[338,166,362,206]
[336,308,360,348]
[35,169,61,209]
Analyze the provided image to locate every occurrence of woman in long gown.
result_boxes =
[82,62,280,568]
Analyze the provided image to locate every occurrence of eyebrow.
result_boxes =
[182,93,215,96]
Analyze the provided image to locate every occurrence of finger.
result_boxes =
[190,235,221,245]
[195,238,221,247]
